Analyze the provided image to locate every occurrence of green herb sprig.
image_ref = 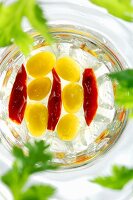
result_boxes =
[90,0,133,22]
[109,69,133,116]
[0,0,53,55]
[91,165,133,190]
[1,141,56,200]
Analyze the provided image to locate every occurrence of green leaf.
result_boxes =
[1,141,57,200]
[1,167,28,199]
[90,0,133,22]
[20,185,55,200]
[91,165,133,190]
[2,169,20,197]
[13,29,33,55]
[108,70,133,112]
[114,85,133,108]
[24,141,57,173]
[109,70,133,89]
[129,109,133,118]
[12,140,57,174]
[26,3,54,44]
[0,0,53,54]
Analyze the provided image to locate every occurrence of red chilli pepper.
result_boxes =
[8,64,27,124]
[47,68,62,131]
[82,68,98,126]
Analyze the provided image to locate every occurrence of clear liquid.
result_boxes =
[0,30,126,167]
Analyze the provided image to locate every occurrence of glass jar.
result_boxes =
[0,2,133,199]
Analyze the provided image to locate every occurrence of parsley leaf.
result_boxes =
[91,165,133,190]
[12,140,57,174]
[20,185,55,200]
[109,70,133,89]
[0,0,53,54]
[90,0,133,22]
[109,70,133,110]
[113,85,133,108]
[1,141,56,200]
[26,2,53,44]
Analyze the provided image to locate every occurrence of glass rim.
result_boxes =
[0,26,129,172]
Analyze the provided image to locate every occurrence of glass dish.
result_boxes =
[0,1,132,171]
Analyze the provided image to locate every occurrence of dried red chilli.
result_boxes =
[82,68,98,126]
[8,64,27,124]
[47,68,62,131]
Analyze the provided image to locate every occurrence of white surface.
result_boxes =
[0,0,133,200]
